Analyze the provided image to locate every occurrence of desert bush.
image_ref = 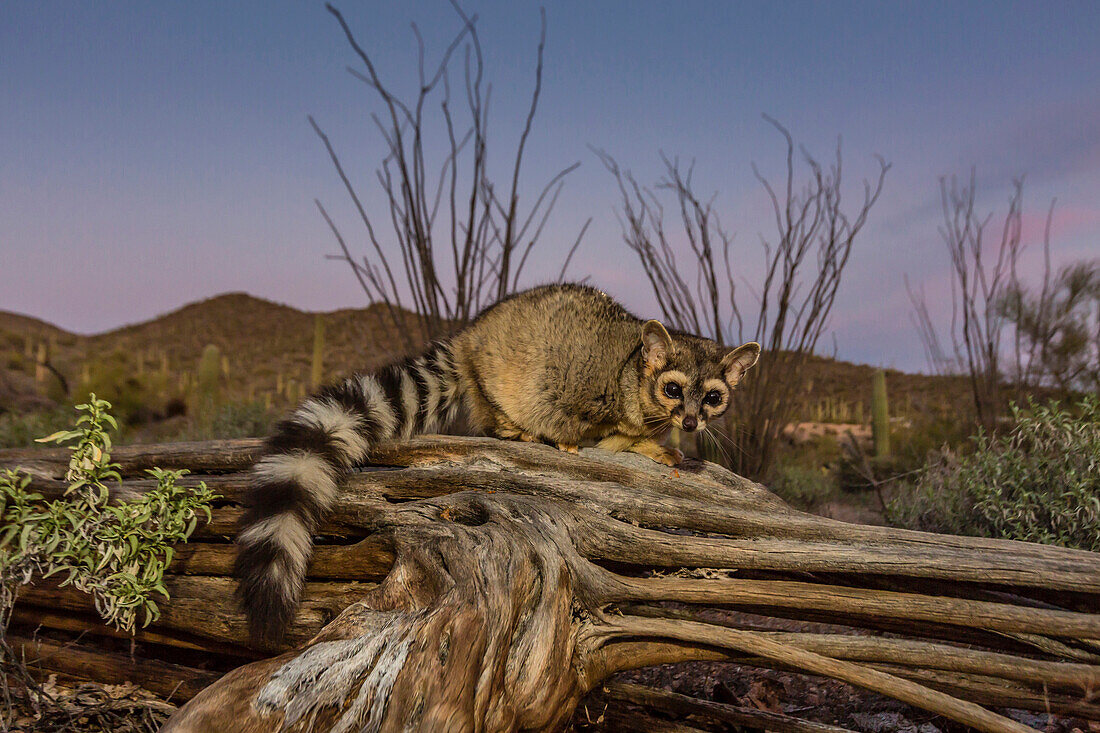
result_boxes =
[79,352,155,422]
[166,400,274,442]
[0,408,75,449]
[833,411,984,496]
[0,396,216,633]
[888,397,1100,550]
[770,464,839,511]
[769,432,845,509]
[888,414,975,470]
[1000,257,1100,395]
[5,353,26,372]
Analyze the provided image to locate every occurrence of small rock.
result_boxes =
[1003,709,1054,729]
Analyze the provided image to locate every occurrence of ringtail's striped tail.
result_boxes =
[234,342,462,645]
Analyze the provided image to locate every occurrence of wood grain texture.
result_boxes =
[4,435,1099,732]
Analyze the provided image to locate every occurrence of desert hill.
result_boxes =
[0,293,425,411]
[0,293,968,421]
[0,311,71,340]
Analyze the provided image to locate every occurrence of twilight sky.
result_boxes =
[3,1,1099,372]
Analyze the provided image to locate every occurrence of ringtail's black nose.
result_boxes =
[681,415,698,432]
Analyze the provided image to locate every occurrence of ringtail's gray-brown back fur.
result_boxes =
[235,284,760,644]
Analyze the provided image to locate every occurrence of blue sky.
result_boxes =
[3,1,1098,371]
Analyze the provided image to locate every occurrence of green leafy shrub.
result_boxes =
[0,408,76,449]
[888,397,1100,550]
[887,413,976,473]
[0,396,216,633]
[79,352,160,423]
[163,400,274,442]
[770,464,839,510]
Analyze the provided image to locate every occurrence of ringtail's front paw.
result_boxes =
[627,439,684,466]
[653,446,684,466]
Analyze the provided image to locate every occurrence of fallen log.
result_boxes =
[3,436,1099,732]
[9,636,221,702]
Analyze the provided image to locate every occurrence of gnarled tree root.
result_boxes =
[4,436,1099,732]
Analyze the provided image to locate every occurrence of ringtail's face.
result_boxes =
[638,320,760,433]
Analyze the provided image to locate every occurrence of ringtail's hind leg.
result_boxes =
[459,360,578,453]
[493,415,538,444]
[472,399,539,443]
[459,375,508,438]
[597,433,683,466]
[490,408,578,452]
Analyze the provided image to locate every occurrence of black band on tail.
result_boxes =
[234,343,459,646]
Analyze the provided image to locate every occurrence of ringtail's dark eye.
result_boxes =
[663,382,683,399]
[703,390,722,407]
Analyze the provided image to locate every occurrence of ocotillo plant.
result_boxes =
[872,368,890,457]
[311,314,325,390]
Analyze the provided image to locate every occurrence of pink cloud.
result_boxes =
[1017,204,1100,245]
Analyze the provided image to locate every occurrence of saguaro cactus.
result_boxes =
[195,345,223,420]
[872,368,890,457]
[311,314,325,390]
[34,342,50,395]
[197,346,221,396]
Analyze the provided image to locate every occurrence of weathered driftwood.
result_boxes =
[3,436,1100,732]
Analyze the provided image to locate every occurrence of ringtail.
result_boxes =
[235,284,760,643]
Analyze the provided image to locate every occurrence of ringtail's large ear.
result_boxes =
[721,342,760,386]
[641,320,673,371]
